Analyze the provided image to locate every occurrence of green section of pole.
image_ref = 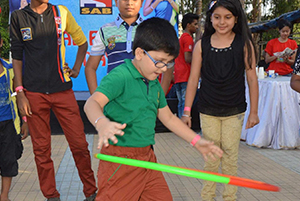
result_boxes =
[95,153,230,184]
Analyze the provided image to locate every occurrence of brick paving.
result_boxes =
[3,133,300,201]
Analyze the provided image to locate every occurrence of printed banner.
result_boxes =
[50,0,118,91]
[9,0,30,14]
[9,0,176,92]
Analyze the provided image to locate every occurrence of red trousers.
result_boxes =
[26,89,97,198]
[96,145,173,201]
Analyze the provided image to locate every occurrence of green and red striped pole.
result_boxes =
[95,153,280,192]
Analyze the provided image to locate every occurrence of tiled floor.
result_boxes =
[3,133,300,201]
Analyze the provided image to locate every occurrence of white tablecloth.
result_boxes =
[241,76,300,149]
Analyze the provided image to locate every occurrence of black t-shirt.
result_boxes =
[198,34,246,116]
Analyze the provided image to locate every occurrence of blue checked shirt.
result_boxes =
[90,14,143,73]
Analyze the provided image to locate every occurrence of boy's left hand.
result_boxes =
[96,118,127,149]
[63,63,79,78]
[21,123,29,140]
[194,138,223,161]
[245,113,259,129]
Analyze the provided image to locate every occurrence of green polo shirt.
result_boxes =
[96,59,167,147]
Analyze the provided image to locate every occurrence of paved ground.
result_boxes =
[3,133,300,201]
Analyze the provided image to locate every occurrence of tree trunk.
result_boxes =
[252,0,262,61]
[195,0,202,41]
[240,0,245,9]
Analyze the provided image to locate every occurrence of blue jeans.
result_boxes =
[174,82,187,118]
[166,84,177,99]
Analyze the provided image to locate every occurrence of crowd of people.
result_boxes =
[1,0,300,201]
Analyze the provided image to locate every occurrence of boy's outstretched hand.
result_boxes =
[96,118,126,150]
[194,138,223,161]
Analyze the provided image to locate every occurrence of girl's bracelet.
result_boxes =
[22,116,27,123]
[184,106,191,112]
[182,114,191,118]
[190,135,201,146]
[15,86,24,93]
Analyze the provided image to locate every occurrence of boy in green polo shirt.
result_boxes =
[84,17,223,201]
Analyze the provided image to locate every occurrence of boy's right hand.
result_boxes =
[194,138,223,161]
[17,92,32,117]
[21,123,29,140]
[96,118,126,149]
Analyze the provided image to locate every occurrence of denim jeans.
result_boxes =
[166,84,177,99]
[174,82,187,118]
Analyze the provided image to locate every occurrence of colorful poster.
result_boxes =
[49,0,149,92]
[49,0,118,91]
[9,1,165,92]
[9,0,30,14]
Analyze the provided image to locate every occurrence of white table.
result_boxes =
[241,76,300,149]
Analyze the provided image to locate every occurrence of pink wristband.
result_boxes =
[190,135,201,146]
[15,86,24,92]
[184,106,191,112]
[22,116,27,123]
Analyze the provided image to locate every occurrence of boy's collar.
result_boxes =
[125,59,143,79]
[28,3,51,15]
[115,14,143,28]
[125,59,158,84]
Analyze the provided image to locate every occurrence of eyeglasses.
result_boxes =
[143,50,174,69]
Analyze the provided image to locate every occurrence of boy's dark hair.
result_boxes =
[0,33,1,41]
[182,13,199,30]
[204,0,257,69]
[133,17,179,58]
[277,18,292,30]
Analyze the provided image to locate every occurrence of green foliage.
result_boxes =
[0,26,9,59]
[243,0,300,52]
[269,0,300,18]
[291,23,300,44]
[0,0,10,59]
[179,0,210,15]
[260,0,300,49]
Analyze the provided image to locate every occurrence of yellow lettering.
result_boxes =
[81,7,112,15]
[81,8,90,14]
[90,8,102,14]
[102,8,112,14]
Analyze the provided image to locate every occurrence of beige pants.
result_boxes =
[200,113,244,201]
